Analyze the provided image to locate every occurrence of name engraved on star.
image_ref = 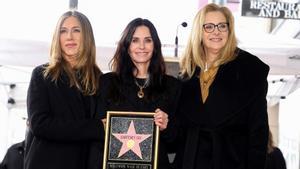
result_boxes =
[121,136,142,139]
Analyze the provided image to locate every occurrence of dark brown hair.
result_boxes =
[109,18,166,101]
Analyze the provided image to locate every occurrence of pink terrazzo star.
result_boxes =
[112,120,152,159]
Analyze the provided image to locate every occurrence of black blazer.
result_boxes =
[174,49,270,169]
[24,65,104,169]
[95,72,181,169]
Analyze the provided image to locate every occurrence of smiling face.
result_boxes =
[202,11,228,55]
[128,25,154,69]
[59,16,82,67]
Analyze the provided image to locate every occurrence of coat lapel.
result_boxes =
[183,60,255,127]
[205,59,254,127]
[181,75,207,126]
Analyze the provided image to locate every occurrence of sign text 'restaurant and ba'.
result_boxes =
[241,0,300,20]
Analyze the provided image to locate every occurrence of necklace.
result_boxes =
[134,77,150,98]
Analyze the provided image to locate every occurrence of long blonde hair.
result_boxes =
[180,3,237,79]
[44,11,101,95]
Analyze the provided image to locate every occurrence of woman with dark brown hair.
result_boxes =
[96,18,181,169]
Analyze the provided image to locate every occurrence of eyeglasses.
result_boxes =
[203,22,229,33]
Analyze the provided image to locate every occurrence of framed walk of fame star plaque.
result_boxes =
[103,111,159,169]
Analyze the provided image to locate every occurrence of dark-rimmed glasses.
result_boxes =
[203,22,229,33]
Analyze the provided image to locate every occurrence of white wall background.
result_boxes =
[279,88,300,169]
[0,0,198,47]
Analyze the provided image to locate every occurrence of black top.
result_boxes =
[24,65,104,169]
[265,147,286,169]
[0,141,25,169]
[173,49,270,169]
[94,72,181,169]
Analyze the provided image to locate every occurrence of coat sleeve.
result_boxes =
[274,148,287,169]
[27,66,105,141]
[247,71,269,169]
[158,78,182,144]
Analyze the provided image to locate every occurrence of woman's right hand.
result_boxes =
[154,108,169,131]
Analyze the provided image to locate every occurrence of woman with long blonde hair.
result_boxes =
[24,11,104,169]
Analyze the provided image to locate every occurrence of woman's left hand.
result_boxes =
[154,108,169,131]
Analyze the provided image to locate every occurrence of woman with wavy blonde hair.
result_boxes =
[180,3,237,79]
[174,3,270,169]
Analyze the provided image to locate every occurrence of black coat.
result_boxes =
[174,49,270,169]
[95,72,181,169]
[0,141,25,169]
[24,65,105,169]
[265,147,286,169]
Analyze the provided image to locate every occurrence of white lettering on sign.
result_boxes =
[248,0,300,19]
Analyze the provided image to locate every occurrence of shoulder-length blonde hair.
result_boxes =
[44,10,101,95]
[180,3,237,79]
